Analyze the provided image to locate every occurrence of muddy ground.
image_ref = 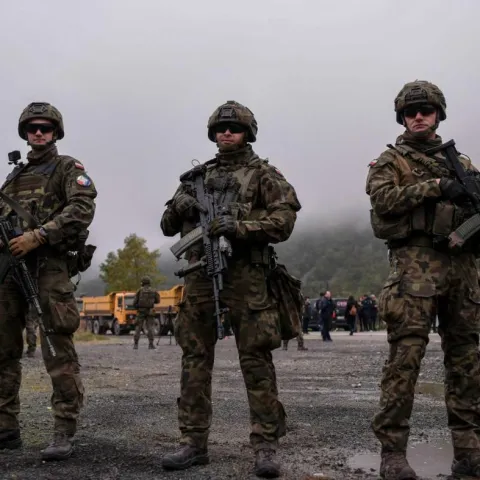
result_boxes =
[0,330,452,480]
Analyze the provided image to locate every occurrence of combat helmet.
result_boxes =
[141,276,151,285]
[207,100,258,142]
[18,102,65,140]
[394,80,447,125]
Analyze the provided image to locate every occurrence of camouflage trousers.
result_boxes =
[282,329,305,349]
[174,296,285,451]
[0,257,83,435]
[133,311,155,345]
[25,313,37,351]
[372,246,480,453]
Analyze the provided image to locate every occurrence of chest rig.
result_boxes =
[371,143,467,245]
[0,156,62,230]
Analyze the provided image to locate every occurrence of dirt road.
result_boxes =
[0,331,451,480]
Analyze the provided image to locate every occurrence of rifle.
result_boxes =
[427,140,480,249]
[0,217,56,357]
[170,162,239,341]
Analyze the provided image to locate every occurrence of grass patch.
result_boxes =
[74,331,111,342]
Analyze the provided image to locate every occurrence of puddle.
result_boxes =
[349,438,453,478]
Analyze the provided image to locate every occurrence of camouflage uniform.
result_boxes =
[161,101,301,477]
[0,103,97,460]
[24,309,38,357]
[367,81,480,479]
[133,276,160,349]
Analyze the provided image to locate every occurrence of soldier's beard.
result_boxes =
[217,141,246,153]
[28,139,56,151]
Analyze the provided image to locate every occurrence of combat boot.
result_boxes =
[133,343,138,350]
[282,340,288,351]
[148,343,156,350]
[297,346,308,351]
[380,451,417,480]
[162,445,209,470]
[41,432,74,461]
[451,448,480,478]
[254,449,280,478]
[0,429,22,450]
[26,348,36,358]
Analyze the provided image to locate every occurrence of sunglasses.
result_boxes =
[25,123,56,134]
[214,123,246,134]
[403,105,437,118]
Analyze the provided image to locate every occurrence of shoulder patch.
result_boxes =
[273,167,284,177]
[76,174,92,187]
[368,160,378,167]
[74,161,85,170]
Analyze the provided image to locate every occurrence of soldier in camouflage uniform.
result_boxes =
[366,81,480,480]
[133,276,160,350]
[0,103,97,461]
[24,308,37,358]
[160,101,301,477]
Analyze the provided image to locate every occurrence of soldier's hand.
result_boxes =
[439,178,469,202]
[209,215,237,237]
[9,230,46,258]
[173,193,207,217]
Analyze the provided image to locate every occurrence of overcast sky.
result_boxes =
[1,0,479,266]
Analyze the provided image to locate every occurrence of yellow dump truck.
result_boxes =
[154,284,184,335]
[83,291,138,335]
[81,285,185,336]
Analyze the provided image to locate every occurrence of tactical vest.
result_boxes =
[370,144,469,243]
[183,156,270,264]
[137,287,157,309]
[0,155,63,230]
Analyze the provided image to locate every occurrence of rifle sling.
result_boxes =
[0,191,40,229]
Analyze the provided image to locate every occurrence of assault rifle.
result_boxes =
[427,140,480,249]
[0,217,56,357]
[169,162,239,341]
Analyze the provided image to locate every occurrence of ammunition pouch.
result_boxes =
[267,248,302,341]
[66,244,96,278]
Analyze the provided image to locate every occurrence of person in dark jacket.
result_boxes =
[345,296,357,335]
[302,297,311,334]
[319,291,335,342]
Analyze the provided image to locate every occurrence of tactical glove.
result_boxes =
[173,192,206,217]
[439,178,469,202]
[9,229,46,258]
[209,215,237,237]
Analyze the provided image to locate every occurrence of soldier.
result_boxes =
[160,100,301,477]
[24,308,37,358]
[366,81,480,479]
[0,102,97,460]
[133,276,160,350]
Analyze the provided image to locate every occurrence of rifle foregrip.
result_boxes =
[448,213,480,247]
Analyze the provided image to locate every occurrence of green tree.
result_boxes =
[99,234,166,293]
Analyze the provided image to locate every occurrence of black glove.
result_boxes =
[209,215,237,237]
[439,178,469,202]
[173,192,206,216]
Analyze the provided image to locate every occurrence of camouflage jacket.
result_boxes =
[161,145,301,255]
[366,134,477,242]
[160,145,301,307]
[0,144,97,247]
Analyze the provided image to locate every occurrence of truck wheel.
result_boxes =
[93,319,101,335]
[112,320,121,336]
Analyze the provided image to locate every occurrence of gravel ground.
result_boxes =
[0,331,451,480]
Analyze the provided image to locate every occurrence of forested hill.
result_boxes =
[275,224,390,298]
[76,223,390,298]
